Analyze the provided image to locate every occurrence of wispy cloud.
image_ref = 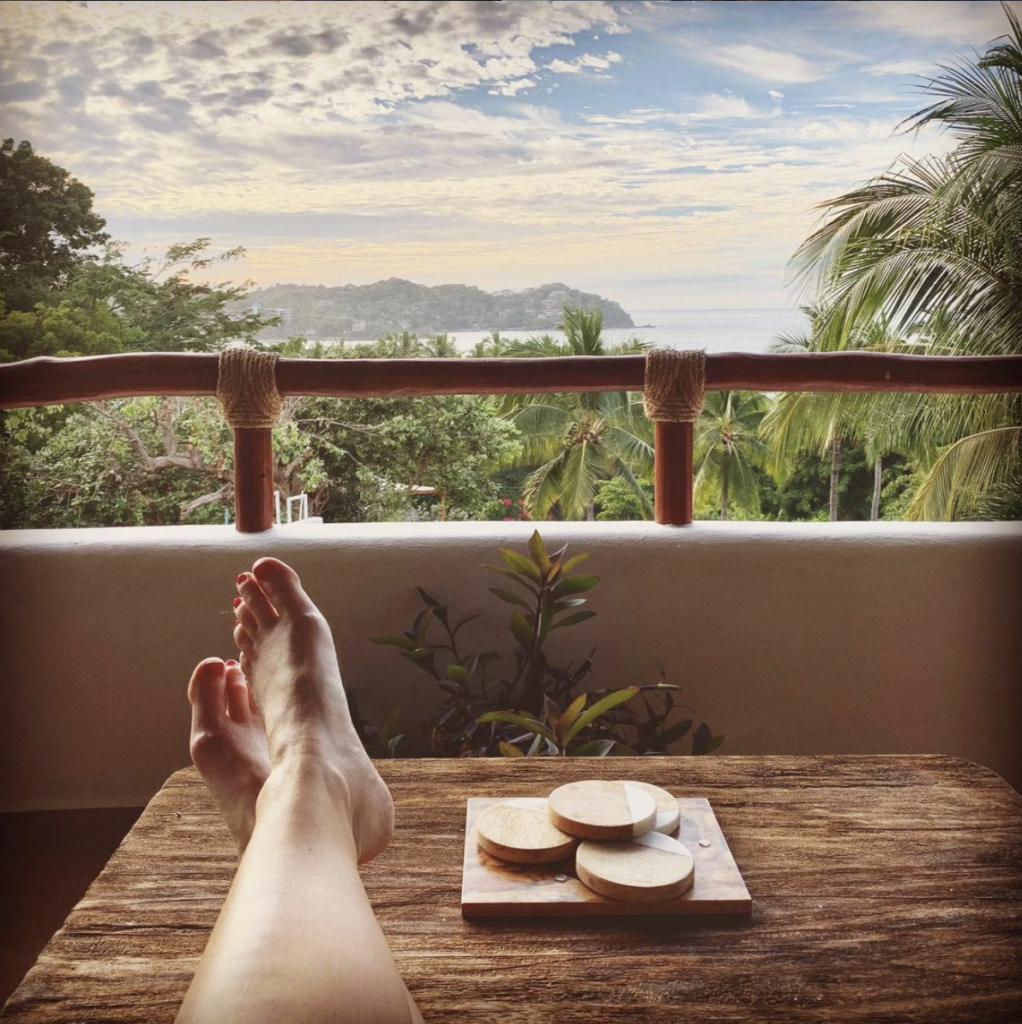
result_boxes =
[864,59,940,76]
[698,44,823,84]
[841,0,1022,41]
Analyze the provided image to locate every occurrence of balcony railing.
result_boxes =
[2,351,1021,531]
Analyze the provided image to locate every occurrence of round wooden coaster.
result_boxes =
[575,831,695,903]
[476,798,578,864]
[547,780,657,840]
[615,780,680,835]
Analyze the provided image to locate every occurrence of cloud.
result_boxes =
[489,78,537,97]
[0,0,973,309]
[841,1,1022,41]
[690,93,782,120]
[864,59,936,76]
[699,44,823,84]
[548,50,623,74]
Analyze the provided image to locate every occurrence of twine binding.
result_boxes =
[216,345,283,429]
[643,348,705,422]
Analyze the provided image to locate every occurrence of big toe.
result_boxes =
[189,658,227,736]
[251,557,316,617]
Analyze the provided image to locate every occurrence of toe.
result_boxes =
[224,663,252,722]
[234,620,254,654]
[251,558,316,618]
[236,573,276,627]
[234,598,259,638]
[189,659,227,735]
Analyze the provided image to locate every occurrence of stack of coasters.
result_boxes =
[476,779,694,902]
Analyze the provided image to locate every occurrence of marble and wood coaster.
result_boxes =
[575,831,695,902]
[615,780,681,834]
[475,798,578,864]
[547,780,657,840]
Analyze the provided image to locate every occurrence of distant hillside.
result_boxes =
[241,279,634,338]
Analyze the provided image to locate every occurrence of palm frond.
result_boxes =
[908,425,1022,520]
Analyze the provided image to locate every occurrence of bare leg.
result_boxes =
[178,559,423,1024]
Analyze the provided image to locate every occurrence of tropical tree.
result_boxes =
[500,305,653,521]
[471,330,514,357]
[376,331,425,358]
[760,310,914,520]
[787,7,1022,519]
[422,332,459,358]
[0,138,110,311]
[695,391,769,520]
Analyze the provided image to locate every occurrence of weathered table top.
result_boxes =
[4,756,1021,1023]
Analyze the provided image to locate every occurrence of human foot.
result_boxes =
[233,558,394,863]
[188,658,272,853]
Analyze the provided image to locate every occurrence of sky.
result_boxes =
[1,0,1019,313]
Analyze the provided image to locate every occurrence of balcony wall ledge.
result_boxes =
[1,519,1020,810]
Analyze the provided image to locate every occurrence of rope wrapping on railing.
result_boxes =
[216,345,283,429]
[643,348,706,422]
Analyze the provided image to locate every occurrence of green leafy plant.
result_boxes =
[368,530,723,758]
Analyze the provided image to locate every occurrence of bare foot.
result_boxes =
[188,658,271,853]
[233,557,394,863]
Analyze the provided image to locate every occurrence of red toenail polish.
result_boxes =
[233,597,242,608]
[227,659,238,666]
[236,573,246,585]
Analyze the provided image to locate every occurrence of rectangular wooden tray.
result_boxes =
[461,795,751,917]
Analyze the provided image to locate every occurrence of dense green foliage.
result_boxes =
[244,279,634,339]
[785,9,1022,520]
[0,138,109,312]
[498,307,654,521]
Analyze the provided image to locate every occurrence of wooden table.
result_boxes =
[4,756,1021,1023]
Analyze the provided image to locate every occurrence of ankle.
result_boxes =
[259,746,353,812]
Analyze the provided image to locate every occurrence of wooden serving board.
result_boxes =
[461,795,751,917]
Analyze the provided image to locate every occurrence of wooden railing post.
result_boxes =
[233,427,275,532]
[654,421,694,526]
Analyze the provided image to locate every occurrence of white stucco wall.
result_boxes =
[1,520,1019,811]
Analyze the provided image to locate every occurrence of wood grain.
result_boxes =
[575,832,695,903]
[619,779,683,834]
[547,780,657,839]
[474,799,577,865]
[3,756,1021,1023]
[654,421,693,525]
[3,352,1022,409]
[462,796,746,917]
[232,428,274,533]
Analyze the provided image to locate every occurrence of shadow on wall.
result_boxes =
[0,519,1020,811]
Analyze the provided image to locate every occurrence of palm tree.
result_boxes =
[787,8,1022,519]
[471,330,513,357]
[695,391,769,519]
[761,312,909,520]
[501,305,653,520]
[377,331,425,358]
[423,333,459,358]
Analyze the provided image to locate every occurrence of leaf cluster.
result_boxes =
[369,530,722,758]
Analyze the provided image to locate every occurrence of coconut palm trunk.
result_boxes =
[720,462,729,521]
[829,436,842,521]
[871,454,883,521]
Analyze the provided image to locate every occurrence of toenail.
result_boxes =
[227,659,238,666]
[233,597,242,608]
[236,573,246,585]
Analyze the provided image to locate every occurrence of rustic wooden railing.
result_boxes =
[2,351,1021,531]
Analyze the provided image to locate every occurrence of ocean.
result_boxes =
[437,307,806,355]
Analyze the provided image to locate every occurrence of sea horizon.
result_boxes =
[333,305,806,355]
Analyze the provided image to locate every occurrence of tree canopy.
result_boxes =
[0,139,110,311]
